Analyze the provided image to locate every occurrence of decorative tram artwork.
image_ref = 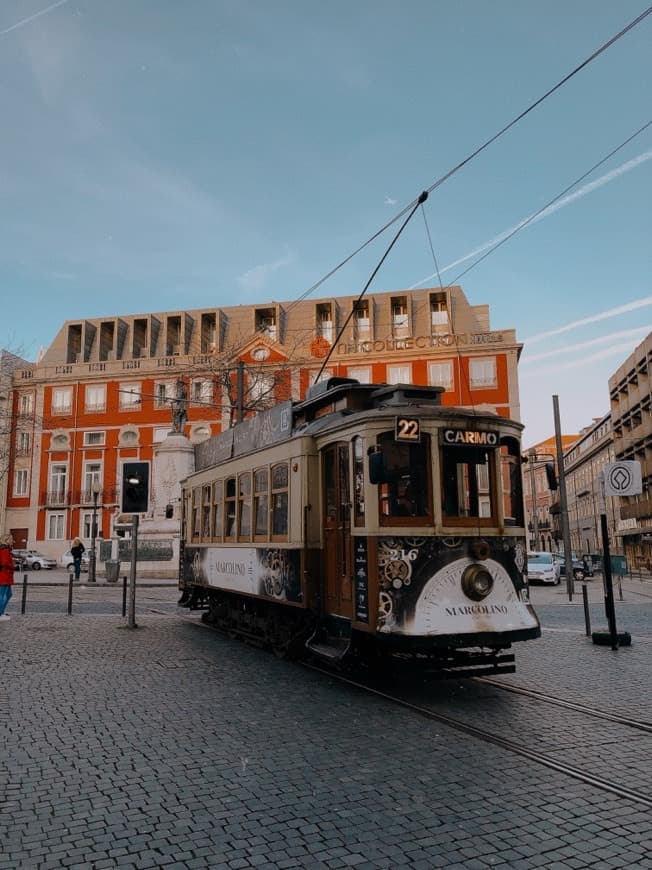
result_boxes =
[179,378,540,676]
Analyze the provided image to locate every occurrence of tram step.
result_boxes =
[306,636,351,662]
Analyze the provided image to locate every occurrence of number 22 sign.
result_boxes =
[395,417,421,442]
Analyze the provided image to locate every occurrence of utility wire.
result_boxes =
[286,6,652,311]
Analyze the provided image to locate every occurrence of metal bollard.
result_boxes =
[122,575,127,618]
[67,571,74,615]
[617,575,623,601]
[581,583,591,636]
[21,573,28,614]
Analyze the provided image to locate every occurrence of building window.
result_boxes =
[119,382,142,409]
[316,303,333,342]
[14,468,29,496]
[83,431,105,447]
[255,308,277,340]
[430,293,449,329]
[469,358,497,389]
[16,432,31,455]
[85,384,106,413]
[18,393,34,416]
[428,361,453,390]
[391,297,409,337]
[83,463,102,502]
[387,364,412,385]
[347,366,371,383]
[248,372,275,404]
[81,512,94,539]
[49,464,68,505]
[191,379,213,406]
[353,301,370,340]
[52,387,73,415]
[47,513,66,540]
[154,381,175,409]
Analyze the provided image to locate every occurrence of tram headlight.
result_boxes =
[461,563,494,601]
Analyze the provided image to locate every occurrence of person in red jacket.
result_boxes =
[0,533,14,621]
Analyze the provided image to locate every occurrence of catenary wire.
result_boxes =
[285,6,652,312]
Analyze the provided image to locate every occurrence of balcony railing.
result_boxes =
[42,490,71,507]
[73,486,119,506]
[84,402,106,413]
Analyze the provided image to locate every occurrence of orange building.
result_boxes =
[5,285,523,558]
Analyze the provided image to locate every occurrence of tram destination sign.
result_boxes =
[440,428,499,447]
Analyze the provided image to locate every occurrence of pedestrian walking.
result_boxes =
[70,537,85,581]
[0,534,14,621]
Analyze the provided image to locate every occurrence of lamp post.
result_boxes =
[89,479,101,583]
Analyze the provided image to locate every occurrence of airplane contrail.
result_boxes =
[409,149,652,289]
[520,341,644,378]
[521,326,651,363]
[525,297,652,344]
[0,0,71,37]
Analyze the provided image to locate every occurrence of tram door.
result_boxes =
[322,443,353,619]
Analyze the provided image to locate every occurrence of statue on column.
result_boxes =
[172,379,187,434]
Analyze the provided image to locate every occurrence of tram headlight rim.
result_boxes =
[461,563,494,601]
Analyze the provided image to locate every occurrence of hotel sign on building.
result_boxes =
[3,285,522,563]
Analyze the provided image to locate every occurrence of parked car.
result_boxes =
[11,549,57,570]
[59,549,91,572]
[527,551,561,585]
[556,554,590,581]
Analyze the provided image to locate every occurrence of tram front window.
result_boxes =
[441,445,494,521]
[376,433,431,522]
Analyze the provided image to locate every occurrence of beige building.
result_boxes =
[609,331,652,570]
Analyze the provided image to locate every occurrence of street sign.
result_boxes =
[603,461,642,497]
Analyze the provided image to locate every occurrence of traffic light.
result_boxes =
[121,462,150,514]
[545,462,558,491]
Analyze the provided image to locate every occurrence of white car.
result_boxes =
[59,549,91,572]
[12,549,57,570]
[527,551,561,585]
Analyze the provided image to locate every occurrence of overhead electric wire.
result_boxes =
[286,6,652,312]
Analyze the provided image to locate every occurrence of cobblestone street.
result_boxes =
[1,579,651,869]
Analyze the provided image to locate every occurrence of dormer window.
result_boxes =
[430,292,449,331]
[255,308,277,341]
[391,296,409,337]
[353,301,370,340]
[316,303,333,342]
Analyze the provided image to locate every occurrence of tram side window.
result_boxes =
[238,472,252,541]
[441,446,495,522]
[271,463,289,538]
[500,437,524,526]
[376,432,431,523]
[254,468,270,539]
[212,481,223,542]
[201,485,212,540]
[192,487,201,540]
[353,436,365,526]
[225,477,237,539]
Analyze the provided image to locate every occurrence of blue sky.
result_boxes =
[1,0,650,446]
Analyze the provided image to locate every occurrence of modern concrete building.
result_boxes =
[3,285,523,568]
[609,331,652,571]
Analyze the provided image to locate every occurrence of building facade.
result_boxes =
[4,285,523,560]
[562,414,619,561]
[523,434,578,551]
[609,331,652,570]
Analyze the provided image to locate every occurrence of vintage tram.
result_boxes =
[179,378,540,675]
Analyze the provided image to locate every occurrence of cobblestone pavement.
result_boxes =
[1,586,651,869]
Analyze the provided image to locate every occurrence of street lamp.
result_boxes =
[89,480,102,583]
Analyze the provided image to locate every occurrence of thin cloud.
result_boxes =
[384,196,397,206]
[409,150,652,289]
[0,0,71,36]
[521,326,651,363]
[525,297,652,344]
[237,253,294,294]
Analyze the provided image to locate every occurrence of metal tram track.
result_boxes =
[302,662,652,809]
[475,676,652,734]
